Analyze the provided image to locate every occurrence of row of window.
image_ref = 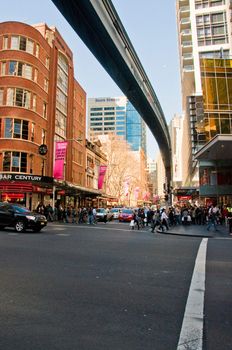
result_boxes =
[0,87,48,118]
[0,60,49,92]
[1,35,50,68]
[0,117,46,143]
[90,106,125,111]
[195,0,225,9]
[90,111,125,116]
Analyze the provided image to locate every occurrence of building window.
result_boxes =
[29,155,33,174]
[32,95,36,111]
[8,61,32,80]
[0,89,3,105]
[43,102,47,119]
[3,36,8,49]
[56,88,67,115]
[45,57,50,69]
[3,151,27,172]
[6,88,31,108]
[31,122,35,142]
[11,36,34,54]
[35,44,40,58]
[4,118,28,140]
[44,78,49,92]
[41,129,46,144]
[55,109,66,138]
[77,151,83,165]
[1,61,6,75]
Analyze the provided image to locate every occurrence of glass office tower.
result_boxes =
[88,97,147,154]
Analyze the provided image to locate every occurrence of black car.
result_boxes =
[0,202,47,233]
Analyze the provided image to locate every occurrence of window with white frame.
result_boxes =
[8,61,33,80]
[3,36,8,49]
[6,88,31,108]
[10,36,34,54]
[1,61,6,75]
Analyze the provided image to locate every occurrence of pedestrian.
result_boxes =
[207,205,219,231]
[88,207,94,225]
[161,208,169,231]
[226,204,232,235]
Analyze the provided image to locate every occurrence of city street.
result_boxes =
[0,221,231,350]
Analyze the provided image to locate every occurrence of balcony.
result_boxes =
[179,6,190,18]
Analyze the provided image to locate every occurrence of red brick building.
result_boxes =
[0,21,102,210]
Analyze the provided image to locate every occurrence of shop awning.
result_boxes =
[0,181,33,192]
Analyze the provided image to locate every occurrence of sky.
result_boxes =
[1,0,182,159]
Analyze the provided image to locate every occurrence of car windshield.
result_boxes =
[97,208,106,213]
[111,208,119,213]
[122,209,133,214]
[12,205,30,213]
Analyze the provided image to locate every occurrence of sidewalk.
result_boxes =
[158,223,231,238]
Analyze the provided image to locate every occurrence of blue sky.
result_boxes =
[1,0,182,158]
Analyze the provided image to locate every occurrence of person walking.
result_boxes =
[161,208,169,231]
[207,205,219,231]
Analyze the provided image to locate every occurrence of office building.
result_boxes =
[0,21,101,210]
[88,96,147,154]
[176,0,232,185]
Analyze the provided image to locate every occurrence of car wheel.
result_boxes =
[15,220,25,233]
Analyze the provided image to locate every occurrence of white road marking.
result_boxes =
[177,238,208,350]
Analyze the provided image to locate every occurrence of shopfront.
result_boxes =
[0,173,54,210]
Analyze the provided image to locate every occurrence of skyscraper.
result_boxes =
[88,97,147,154]
[176,0,232,185]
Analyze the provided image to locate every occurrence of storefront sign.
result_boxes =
[0,173,53,183]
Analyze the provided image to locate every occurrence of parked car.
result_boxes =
[118,208,134,222]
[96,208,113,222]
[0,202,47,233]
[110,208,121,219]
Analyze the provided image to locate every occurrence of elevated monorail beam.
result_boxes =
[51,0,172,181]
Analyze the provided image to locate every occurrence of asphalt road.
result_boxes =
[0,221,231,350]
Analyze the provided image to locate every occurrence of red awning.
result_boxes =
[0,181,33,192]
[2,193,25,199]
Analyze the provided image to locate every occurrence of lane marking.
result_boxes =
[48,223,149,233]
[177,238,208,350]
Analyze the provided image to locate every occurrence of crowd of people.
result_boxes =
[35,201,232,235]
